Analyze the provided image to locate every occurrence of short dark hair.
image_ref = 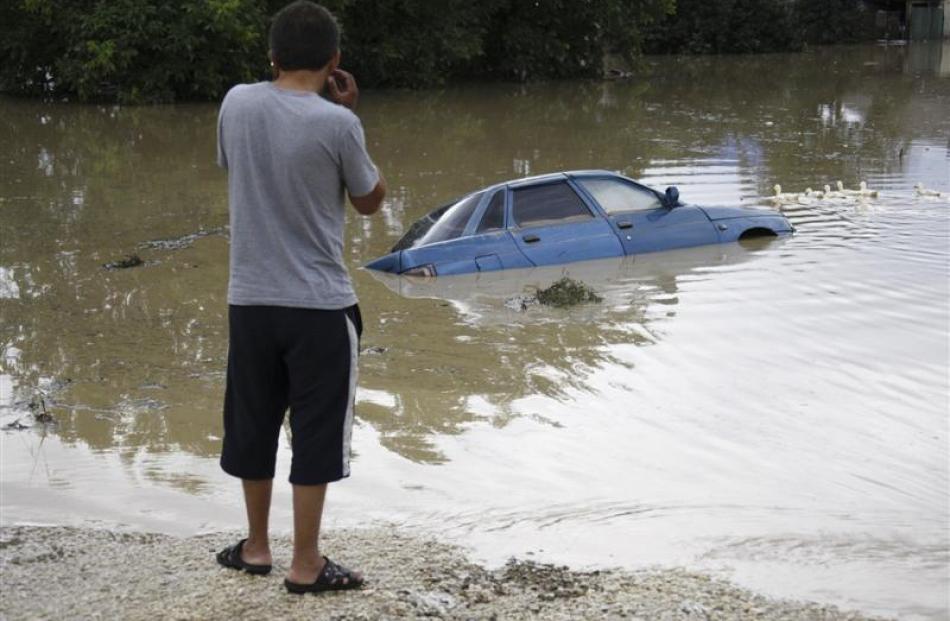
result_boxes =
[269,1,340,71]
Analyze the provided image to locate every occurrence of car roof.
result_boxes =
[479,170,622,193]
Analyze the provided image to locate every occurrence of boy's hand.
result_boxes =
[327,69,359,110]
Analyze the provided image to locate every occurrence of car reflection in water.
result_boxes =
[366,235,783,322]
[358,235,786,462]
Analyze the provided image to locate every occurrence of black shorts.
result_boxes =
[220,304,362,485]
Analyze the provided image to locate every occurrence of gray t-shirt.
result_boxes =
[217,81,379,309]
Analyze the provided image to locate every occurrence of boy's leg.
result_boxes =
[288,483,328,583]
[287,483,361,584]
[241,478,274,565]
[284,305,363,583]
[220,305,288,563]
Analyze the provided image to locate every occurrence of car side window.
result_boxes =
[417,192,483,246]
[476,190,505,233]
[578,178,663,214]
[512,182,593,228]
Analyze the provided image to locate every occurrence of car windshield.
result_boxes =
[577,178,662,213]
[416,192,483,246]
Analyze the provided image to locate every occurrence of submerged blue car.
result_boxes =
[365,171,793,277]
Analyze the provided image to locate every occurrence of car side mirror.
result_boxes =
[665,186,680,207]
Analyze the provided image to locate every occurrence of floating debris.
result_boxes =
[30,394,56,424]
[118,397,168,413]
[604,68,634,80]
[140,227,227,250]
[361,346,388,355]
[3,419,29,431]
[34,411,55,424]
[535,278,603,308]
[505,295,535,312]
[103,254,144,270]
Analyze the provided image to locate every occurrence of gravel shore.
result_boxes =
[0,526,887,620]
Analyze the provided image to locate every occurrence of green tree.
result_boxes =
[335,0,496,88]
[795,0,877,45]
[1,0,270,103]
[725,0,796,53]
[645,0,879,56]
[645,0,797,55]
[481,0,674,81]
[1,0,678,101]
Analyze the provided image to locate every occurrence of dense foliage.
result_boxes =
[333,0,494,88]
[1,0,274,103]
[645,0,796,55]
[644,0,880,55]
[794,0,880,45]
[476,0,675,82]
[0,0,886,103]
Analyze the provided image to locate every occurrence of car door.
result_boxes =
[398,189,533,276]
[509,180,624,267]
[469,189,533,272]
[573,176,719,255]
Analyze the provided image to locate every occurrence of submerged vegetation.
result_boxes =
[0,0,896,103]
[536,278,604,308]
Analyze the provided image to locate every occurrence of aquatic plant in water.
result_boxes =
[535,278,603,308]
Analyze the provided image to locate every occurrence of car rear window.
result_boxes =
[577,178,662,214]
[512,182,592,227]
[416,192,482,246]
[476,190,505,233]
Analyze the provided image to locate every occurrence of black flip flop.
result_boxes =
[216,539,272,575]
[284,556,364,594]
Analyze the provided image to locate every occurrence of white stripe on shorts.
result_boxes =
[342,314,359,477]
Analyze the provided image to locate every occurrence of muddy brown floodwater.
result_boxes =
[1,44,948,619]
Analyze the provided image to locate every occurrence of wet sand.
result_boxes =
[0,526,886,620]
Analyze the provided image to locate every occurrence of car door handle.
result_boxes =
[522,234,540,243]
[616,221,633,230]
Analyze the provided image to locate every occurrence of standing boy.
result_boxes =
[215,0,385,593]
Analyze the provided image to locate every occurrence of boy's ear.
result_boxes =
[328,50,341,72]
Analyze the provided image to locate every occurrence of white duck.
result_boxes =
[770,184,801,205]
[835,180,879,199]
[822,183,846,200]
[914,182,945,198]
[855,181,879,198]
[836,180,855,196]
[796,187,820,205]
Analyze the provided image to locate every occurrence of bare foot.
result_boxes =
[287,556,363,586]
[287,555,326,585]
[241,538,272,567]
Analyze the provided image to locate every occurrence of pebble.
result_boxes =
[0,526,892,621]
